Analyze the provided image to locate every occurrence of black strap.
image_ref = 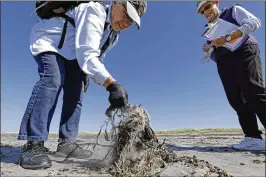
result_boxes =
[57,14,75,49]
[100,7,114,57]
[58,20,67,49]
[100,30,112,57]
[57,1,108,49]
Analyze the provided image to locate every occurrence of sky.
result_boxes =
[1,1,265,133]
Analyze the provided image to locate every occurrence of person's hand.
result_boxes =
[211,36,226,47]
[106,81,128,108]
[203,44,211,53]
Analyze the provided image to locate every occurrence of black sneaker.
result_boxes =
[54,142,93,159]
[19,141,52,170]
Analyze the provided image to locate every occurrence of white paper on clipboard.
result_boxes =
[203,18,248,51]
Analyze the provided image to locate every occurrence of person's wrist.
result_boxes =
[104,76,116,88]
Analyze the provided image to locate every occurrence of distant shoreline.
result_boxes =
[2,128,265,135]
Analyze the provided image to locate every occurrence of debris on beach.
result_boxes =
[94,104,232,177]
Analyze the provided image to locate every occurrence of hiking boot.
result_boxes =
[54,142,93,159]
[19,141,52,170]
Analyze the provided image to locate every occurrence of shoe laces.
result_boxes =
[23,142,49,155]
[240,137,263,145]
[241,137,252,143]
[70,142,83,152]
[59,142,83,152]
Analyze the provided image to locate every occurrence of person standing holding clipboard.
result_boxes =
[197,0,266,151]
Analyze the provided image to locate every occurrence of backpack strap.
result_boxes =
[57,14,75,49]
[57,1,108,49]
[100,7,114,57]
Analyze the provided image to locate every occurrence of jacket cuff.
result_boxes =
[93,70,111,86]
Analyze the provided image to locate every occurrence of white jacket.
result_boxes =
[30,2,119,85]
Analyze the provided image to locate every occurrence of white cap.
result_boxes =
[125,1,147,29]
[197,1,208,12]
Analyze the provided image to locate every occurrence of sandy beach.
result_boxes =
[1,129,265,176]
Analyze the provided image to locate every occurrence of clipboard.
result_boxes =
[203,18,248,51]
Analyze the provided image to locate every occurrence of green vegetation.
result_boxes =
[2,128,265,136]
[154,128,245,134]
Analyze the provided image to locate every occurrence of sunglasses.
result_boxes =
[123,10,133,23]
[200,3,213,15]
[121,4,134,22]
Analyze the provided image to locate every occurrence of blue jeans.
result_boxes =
[18,52,86,142]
